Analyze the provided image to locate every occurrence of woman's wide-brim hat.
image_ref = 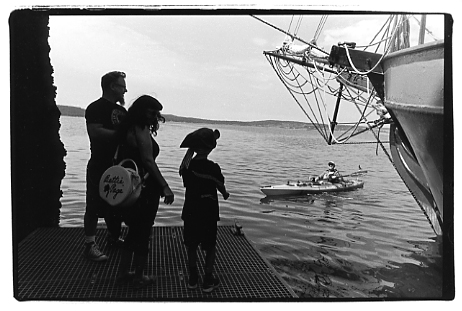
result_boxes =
[180,128,220,150]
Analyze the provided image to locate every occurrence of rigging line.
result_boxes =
[275,59,312,91]
[386,15,411,52]
[344,84,374,120]
[367,122,394,161]
[375,124,385,155]
[331,118,363,144]
[364,101,381,120]
[376,18,394,53]
[275,58,305,85]
[336,89,370,113]
[384,15,405,53]
[360,90,378,122]
[318,64,332,117]
[314,17,322,40]
[299,72,320,95]
[279,71,314,96]
[311,59,342,94]
[314,64,341,141]
[366,15,393,51]
[411,14,439,41]
[355,34,394,50]
[342,141,390,145]
[339,85,369,104]
[309,65,329,137]
[266,55,324,135]
[288,15,295,34]
[291,65,330,140]
[276,59,299,81]
[330,86,376,143]
[325,97,360,144]
[343,44,386,75]
[339,93,375,139]
[389,15,400,52]
[390,15,410,50]
[316,15,327,39]
[314,15,328,41]
[336,120,384,143]
[311,59,338,84]
[377,19,391,54]
[279,66,314,95]
[317,75,332,136]
[295,62,327,130]
[251,15,329,55]
[294,15,303,36]
[348,15,406,71]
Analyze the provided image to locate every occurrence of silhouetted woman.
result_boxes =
[115,95,174,288]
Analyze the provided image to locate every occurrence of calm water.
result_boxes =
[59,116,442,299]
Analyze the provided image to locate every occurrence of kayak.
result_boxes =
[260,179,364,196]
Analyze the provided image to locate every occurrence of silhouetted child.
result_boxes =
[179,128,229,293]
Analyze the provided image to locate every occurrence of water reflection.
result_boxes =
[270,238,442,299]
[255,191,442,299]
[260,194,316,205]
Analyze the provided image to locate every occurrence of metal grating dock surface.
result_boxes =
[15,226,297,301]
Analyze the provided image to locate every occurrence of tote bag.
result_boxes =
[99,146,148,208]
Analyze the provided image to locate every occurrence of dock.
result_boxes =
[15,226,297,301]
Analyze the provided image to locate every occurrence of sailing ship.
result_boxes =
[254,14,450,236]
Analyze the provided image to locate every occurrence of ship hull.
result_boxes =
[383,40,445,234]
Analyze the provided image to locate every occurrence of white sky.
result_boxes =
[46,9,447,122]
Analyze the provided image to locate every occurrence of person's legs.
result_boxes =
[131,230,151,278]
[105,214,123,246]
[183,220,200,288]
[83,207,98,240]
[133,253,146,277]
[121,222,154,288]
[132,240,155,288]
[115,244,134,284]
[202,223,219,292]
[84,168,99,239]
[202,245,219,292]
[186,245,199,288]
[204,246,216,277]
[129,192,158,288]
[83,208,108,261]
[83,167,108,261]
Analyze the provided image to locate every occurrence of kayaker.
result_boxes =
[315,161,343,183]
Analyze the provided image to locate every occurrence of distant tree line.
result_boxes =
[57,105,316,129]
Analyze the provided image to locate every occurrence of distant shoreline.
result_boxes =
[57,104,386,131]
[57,104,316,129]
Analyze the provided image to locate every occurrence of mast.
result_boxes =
[419,15,427,44]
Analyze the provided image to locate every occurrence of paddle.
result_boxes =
[341,169,368,178]
[290,169,367,184]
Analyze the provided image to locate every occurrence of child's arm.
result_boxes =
[217,183,230,200]
[191,170,229,200]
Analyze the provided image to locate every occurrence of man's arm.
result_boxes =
[86,122,118,143]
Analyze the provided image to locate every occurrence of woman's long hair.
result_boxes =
[118,95,165,142]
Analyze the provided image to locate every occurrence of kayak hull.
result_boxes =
[260,180,364,196]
